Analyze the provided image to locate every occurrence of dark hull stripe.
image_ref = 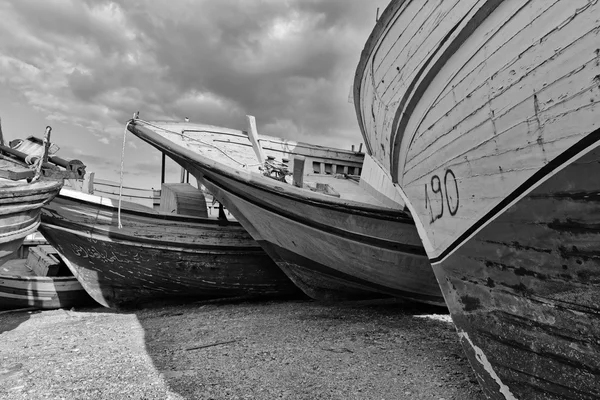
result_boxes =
[203,173,426,256]
[389,0,504,178]
[431,128,600,263]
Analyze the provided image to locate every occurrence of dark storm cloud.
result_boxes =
[89,0,386,138]
[1,0,389,147]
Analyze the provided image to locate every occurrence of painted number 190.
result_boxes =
[424,169,459,223]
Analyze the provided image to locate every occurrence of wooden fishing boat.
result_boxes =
[0,161,63,266]
[355,1,600,398]
[0,179,62,265]
[0,247,92,310]
[127,118,444,305]
[38,188,300,308]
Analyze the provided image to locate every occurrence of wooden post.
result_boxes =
[87,172,95,194]
[359,143,363,153]
[34,126,51,180]
[246,115,266,164]
[152,189,161,210]
[0,116,4,147]
[161,153,166,184]
[218,203,227,221]
[41,127,51,165]
[293,156,305,188]
[351,144,355,152]
[180,166,185,183]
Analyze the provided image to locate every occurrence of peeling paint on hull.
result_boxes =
[436,145,600,399]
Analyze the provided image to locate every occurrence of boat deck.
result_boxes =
[302,174,388,206]
[1,259,37,277]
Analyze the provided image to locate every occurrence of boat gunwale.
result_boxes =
[39,218,266,254]
[353,0,410,157]
[128,121,415,223]
[55,188,244,227]
[0,273,82,283]
[0,179,63,199]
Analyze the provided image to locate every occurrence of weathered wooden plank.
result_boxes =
[26,245,61,277]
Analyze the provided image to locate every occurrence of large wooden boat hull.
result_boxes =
[0,180,63,264]
[437,142,600,399]
[198,170,441,304]
[39,189,299,308]
[127,121,444,305]
[355,0,600,398]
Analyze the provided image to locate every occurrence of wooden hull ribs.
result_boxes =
[355,0,600,398]
[127,121,444,305]
[0,180,62,265]
[39,189,299,308]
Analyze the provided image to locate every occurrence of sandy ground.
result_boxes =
[0,298,484,400]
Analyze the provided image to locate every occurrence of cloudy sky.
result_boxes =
[0,0,387,190]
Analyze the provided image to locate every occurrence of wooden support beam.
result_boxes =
[41,127,51,166]
[0,116,4,147]
[86,172,95,194]
[246,115,266,164]
[161,153,166,184]
[293,156,305,188]
[34,127,51,179]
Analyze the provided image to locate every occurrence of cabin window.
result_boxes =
[324,163,333,174]
[335,165,345,174]
[348,167,357,175]
[312,161,321,174]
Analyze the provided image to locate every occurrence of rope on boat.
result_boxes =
[117,114,136,229]
[132,118,263,169]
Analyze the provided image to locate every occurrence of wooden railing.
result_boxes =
[68,173,235,219]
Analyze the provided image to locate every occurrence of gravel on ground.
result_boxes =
[0,298,484,400]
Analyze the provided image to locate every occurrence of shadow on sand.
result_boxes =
[132,297,484,400]
[0,308,35,335]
